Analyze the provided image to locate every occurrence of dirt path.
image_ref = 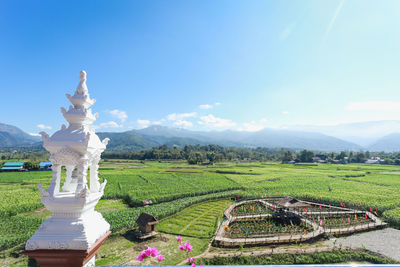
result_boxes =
[177,243,334,265]
[324,228,400,262]
[178,229,400,265]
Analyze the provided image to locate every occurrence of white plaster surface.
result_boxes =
[26,71,110,251]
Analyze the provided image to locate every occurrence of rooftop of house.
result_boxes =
[2,162,25,167]
[39,162,52,167]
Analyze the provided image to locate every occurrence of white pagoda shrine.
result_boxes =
[25,71,111,267]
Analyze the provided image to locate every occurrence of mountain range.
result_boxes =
[0,123,40,147]
[1,122,400,152]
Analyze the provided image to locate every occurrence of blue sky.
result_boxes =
[1,0,400,136]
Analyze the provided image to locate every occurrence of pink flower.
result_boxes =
[179,244,185,250]
[176,236,182,242]
[137,250,147,261]
[150,246,160,257]
[144,247,152,257]
[187,257,196,263]
[157,254,165,262]
[192,263,196,267]
[137,254,145,262]
[138,246,161,262]
[184,242,193,252]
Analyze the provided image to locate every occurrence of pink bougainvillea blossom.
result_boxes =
[136,254,145,262]
[176,236,182,242]
[184,242,193,252]
[187,257,196,263]
[179,242,193,252]
[137,246,161,262]
[157,254,165,262]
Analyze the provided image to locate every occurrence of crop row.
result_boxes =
[0,186,43,217]
[157,199,231,238]
[101,171,242,206]
[103,190,239,231]
[0,216,43,250]
[0,190,239,251]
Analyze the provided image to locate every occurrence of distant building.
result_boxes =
[39,162,52,171]
[315,154,327,160]
[1,162,25,171]
[365,157,384,164]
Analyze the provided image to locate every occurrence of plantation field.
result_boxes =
[227,217,313,238]
[232,201,273,216]
[1,160,400,265]
[157,199,232,238]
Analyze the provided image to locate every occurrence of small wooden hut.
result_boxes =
[136,212,159,235]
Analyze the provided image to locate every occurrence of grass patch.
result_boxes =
[197,250,398,265]
[157,199,232,238]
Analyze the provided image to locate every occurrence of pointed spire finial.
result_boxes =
[80,70,87,82]
[75,70,88,95]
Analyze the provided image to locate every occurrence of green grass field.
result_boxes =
[157,199,232,238]
[1,160,400,265]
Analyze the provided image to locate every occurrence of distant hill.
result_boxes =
[286,120,400,147]
[0,123,40,147]
[98,125,363,152]
[368,133,400,152]
[4,123,398,152]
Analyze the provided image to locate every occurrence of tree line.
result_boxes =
[103,144,400,165]
[3,143,400,165]
[103,145,285,164]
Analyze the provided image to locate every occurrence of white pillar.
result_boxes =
[75,162,88,195]
[90,159,100,193]
[62,165,74,192]
[48,164,61,197]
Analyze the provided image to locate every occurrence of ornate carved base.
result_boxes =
[26,191,110,251]
[25,231,110,267]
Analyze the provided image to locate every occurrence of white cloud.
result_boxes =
[167,112,196,121]
[152,120,162,125]
[346,101,400,111]
[280,22,296,41]
[29,132,41,137]
[198,114,236,128]
[37,124,52,130]
[239,123,264,132]
[93,121,122,130]
[199,104,213,109]
[214,102,221,106]
[108,109,128,122]
[282,111,289,114]
[137,119,151,129]
[238,119,268,132]
[174,120,193,127]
